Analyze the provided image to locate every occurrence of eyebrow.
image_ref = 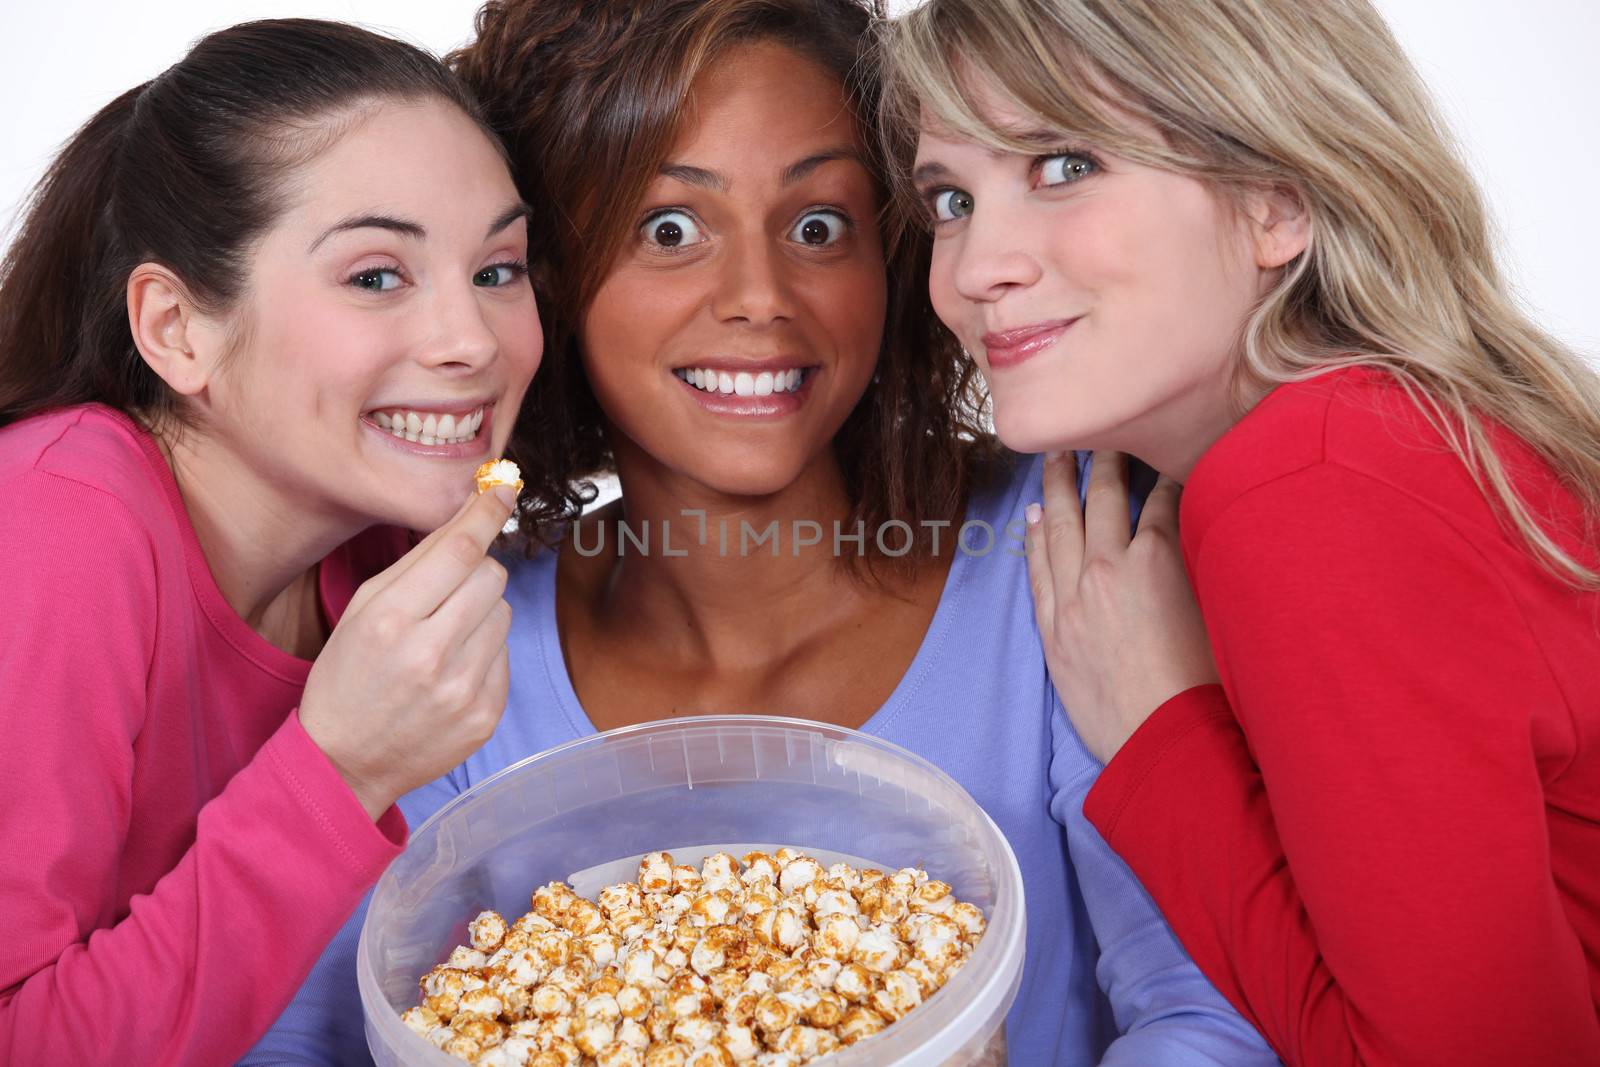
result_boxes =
[910,161,952,187]
[309,214,425,252]
[484,202,534,240]
[659,163,727,193]
[656,146,865,194]
[911,128,1082,187]
[780,147,863,185]
[308,201,532,253]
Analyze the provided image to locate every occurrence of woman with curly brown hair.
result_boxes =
[245,2,1277,1063]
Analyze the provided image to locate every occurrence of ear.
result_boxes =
[1242,183,1310,270]
[127,265,223,397]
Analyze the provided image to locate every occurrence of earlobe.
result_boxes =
[1247,184,1311,270]
[128,265,214,397]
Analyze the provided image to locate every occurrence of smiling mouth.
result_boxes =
[368,405,485,446]
[672,367,811,397]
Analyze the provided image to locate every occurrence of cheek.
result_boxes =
[926,242,962,329]
[810,263,887,372]
[490,296,545,385]
[228,297,384,414]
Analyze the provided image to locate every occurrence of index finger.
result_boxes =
[381,486,516,618]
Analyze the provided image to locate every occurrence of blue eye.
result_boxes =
[643,210,707,248]
[1038,153,1098,187]
[474,262,528,287]
[349,267,403,291]
[789,210,848,246]
[930,188,974,222]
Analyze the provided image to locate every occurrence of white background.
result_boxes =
[2,0,1596,364]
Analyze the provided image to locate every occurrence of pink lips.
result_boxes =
[981,318,1080,371]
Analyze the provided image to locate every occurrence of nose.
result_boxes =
[710,231,795,327]
[419,277,500,371]
[947,198,1043,304]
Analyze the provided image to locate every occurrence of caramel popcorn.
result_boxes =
[405,850,985,1065]
[474,458,523,494]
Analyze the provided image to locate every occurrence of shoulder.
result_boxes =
[963,449,1041,530]
[1,405,164,515]
[1182,367,1543,554]
[0,405,168,583]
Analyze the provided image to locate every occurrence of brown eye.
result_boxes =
[643,210,704,248]
[789,210,847,246]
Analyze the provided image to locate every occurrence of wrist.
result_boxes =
[299,714,397,822]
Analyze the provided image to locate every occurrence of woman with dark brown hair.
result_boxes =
[246,1,1275,1064]
[0,18,538,1065]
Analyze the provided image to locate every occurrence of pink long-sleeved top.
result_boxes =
[0,404,408,1064]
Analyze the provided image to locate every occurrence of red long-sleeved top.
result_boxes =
[1085,368,1600,1065]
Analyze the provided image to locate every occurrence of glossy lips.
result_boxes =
[981,318,1080,371]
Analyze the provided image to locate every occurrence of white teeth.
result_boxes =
[372,405,484,445]
[674,368,807,396]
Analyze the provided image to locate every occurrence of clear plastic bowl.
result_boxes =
[358,715,1026,1066]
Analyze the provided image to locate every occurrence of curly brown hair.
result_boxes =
[448,0,994,560]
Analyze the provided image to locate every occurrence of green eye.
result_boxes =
[350,267,403,291]
[932,188,974,222]
[1038,153,1097,186]
[474,263,527,287]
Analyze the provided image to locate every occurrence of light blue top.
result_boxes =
[244,453,1276,1066]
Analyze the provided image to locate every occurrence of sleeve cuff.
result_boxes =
[261,712,408,882]
[1085,684,1235,839]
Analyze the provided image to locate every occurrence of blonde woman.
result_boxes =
[882,0,1600,1063]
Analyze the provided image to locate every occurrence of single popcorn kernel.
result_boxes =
[837,1005,888,1045]
[639,852,676,893]
[644,1041,689,1067]
[598,1041,646,1067]
[475,458,523,494]
[469,910,509,953]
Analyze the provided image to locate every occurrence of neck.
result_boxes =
[157,421,359,657]
[1128,373,1268,482]
[578,442,887,668]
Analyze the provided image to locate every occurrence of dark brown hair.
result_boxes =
[0,19,493,432]
[450,0,994,555]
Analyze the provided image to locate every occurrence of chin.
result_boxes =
[991,405,1079,456]
[394,488,476,535]
[685,458,807,500]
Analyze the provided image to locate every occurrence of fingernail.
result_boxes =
[491,485,518,509]
[1025,502,1043,526]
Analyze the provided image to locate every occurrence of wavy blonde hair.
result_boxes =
[880,0,1600,587]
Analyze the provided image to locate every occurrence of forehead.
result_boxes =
[276,99,515,233]
[668,41,862,165]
